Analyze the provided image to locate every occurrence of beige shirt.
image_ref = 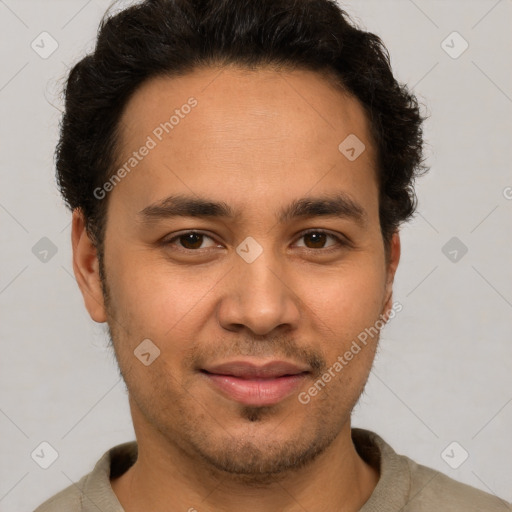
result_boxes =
[34,428,511,512]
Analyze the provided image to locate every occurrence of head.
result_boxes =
[65,0,427,481]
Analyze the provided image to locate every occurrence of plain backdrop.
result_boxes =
[0,1,511,510]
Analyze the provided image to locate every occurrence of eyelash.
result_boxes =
[162,229,349,253]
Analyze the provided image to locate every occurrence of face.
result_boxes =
[73,66,400,479]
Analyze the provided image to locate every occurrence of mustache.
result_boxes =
[182,335,327,377]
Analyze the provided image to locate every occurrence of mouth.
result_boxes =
[200,360,310,407]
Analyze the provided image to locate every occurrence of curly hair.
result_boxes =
[57,0,428,258]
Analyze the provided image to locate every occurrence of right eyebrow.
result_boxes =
[139,194,236,221]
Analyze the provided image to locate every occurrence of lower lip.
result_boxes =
[203,372,308,406]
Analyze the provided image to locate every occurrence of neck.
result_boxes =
[111,416,379,512]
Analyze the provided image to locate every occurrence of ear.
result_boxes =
[71,209,107,323]
[381,231,401,318]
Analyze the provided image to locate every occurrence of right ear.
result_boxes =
[71,209,107,323]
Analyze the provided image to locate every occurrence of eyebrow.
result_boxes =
[139,193,368,227]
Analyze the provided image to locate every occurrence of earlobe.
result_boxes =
[382,231,401,318]
[71,209,107,323]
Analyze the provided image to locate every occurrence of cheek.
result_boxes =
[106,253,226,338]
[107,239,386,346]
[300,260,386,335]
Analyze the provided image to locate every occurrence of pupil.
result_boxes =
[182,233,202,249]
[306,232,326,248]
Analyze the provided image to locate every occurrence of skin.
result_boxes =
[72,65,400,512]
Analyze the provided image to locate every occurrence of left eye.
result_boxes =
[295,230,343,250]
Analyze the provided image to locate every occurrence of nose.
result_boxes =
[217,247,301,336]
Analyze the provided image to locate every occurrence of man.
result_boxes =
[35,0,511,510]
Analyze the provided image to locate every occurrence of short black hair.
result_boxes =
[57,0,428,258]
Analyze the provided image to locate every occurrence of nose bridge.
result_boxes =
[240,247,283,300]
[217,237,300,335]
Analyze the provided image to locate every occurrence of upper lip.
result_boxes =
[201,360,310,379]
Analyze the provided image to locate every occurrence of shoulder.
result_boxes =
[353,428,511,512]
[404,455,512,511]
[32,475,86,512]
[32,441,136,512]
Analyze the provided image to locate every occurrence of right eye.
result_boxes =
[162,231,222,252]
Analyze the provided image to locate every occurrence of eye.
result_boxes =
[294,230,346,250]
[162,229,348,254]
[164,231,220,251]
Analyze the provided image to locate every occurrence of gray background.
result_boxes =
[1,0,511,510]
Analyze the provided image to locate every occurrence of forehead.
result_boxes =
[113,65,378,217]
[119,65,373,148]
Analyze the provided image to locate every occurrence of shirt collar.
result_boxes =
[79,428,410,512]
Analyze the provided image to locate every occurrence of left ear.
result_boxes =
[381,231,401,317]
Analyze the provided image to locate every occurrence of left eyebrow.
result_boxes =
[278,193,368,227]
[138,192,368,227]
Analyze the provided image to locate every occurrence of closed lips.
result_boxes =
[201,360,311,379]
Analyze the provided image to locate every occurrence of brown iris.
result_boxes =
[179,233,204,249]
[303,232,328,249]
